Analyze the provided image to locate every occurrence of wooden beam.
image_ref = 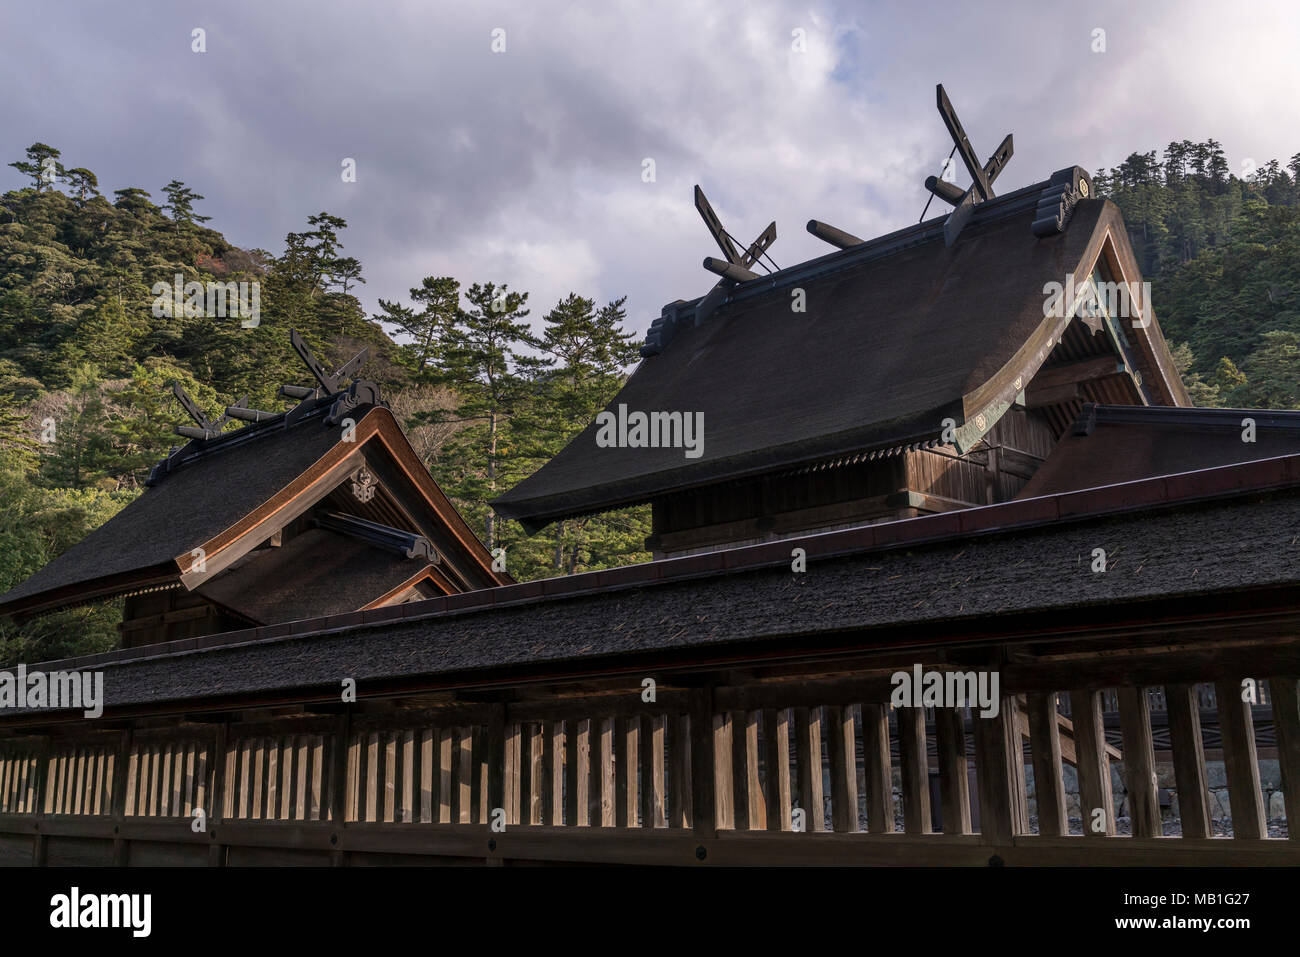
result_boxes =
[1165,683,1212,839]
[1216,678,1266,839]
[896,706,931,833]
[1026,693,1067,836]
[933,707,972,835]
[1116,687,1160,838]
[1070,690,1114,836]
[794,706,824,833]
[1269,677,1300,840]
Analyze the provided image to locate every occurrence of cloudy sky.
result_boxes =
[3,0,1299,342]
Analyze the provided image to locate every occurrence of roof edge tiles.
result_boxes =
[27,448,1300,676]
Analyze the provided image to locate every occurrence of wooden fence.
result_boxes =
[1,635,1298,866]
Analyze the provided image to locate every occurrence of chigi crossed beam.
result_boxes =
[807,83,1014,251]
[693,185,776,324]
[925,84,1014,245]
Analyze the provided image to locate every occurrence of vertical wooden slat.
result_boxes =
[639,715,655,828]
[1269,676,1300,839]
[548,721,565,825]
[344,733,361,823]
[1166,683,1211,839]
[486,707,506,830]
[438,728,453,823]
[383,732,397,823]
[516,723,531,826]
[565,719,581,826]
[1117,687,1160,838]
[728,711,749,830]
[419,729,434,824]
[194,743,208,820]
[896,706,932,834]
[795,706,825,832]
[934,706,972,835]
[670,712,691,829]
[599,717,615,827]
[763,708,792,831]
[310,735,324,821]
[280,738,293,819]
[650,715,668,828]
[504,723,520,826]
[265,740,278,822]
[973,696,1028,844]
[614,717,630,828]
[539,721,556,826]
[689,691,715,839]
[586,718,601,827]
[363,732,379,823]
[744,711,765,830]
[1026,694,1066,837]
[456,727,473,824]
[862,703,894,833]
[1070,689,1114,836]
[1216,677,1266,840]
[826,704,859,833]
[712,712,735,830]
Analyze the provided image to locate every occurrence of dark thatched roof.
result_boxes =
[0,407,344,614]
[493,190,1165,530]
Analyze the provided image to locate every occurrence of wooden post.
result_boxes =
[728,710,748,830]
[670,712,692,829]
[564,719,580,826]
[639,714,655,828]
[794,706,824,832]
[896,706,931,834]
[614,716,630,828]
[713,712,735,830]
[973,695,1026,845]
[825,704,859,832]
[30,736,51,867]
[934,707,972,835]
[328,713,351,866]
[1026,694,1066,837]
[762,708,791,831]
[1216,678,1266,839]
[861,703,894,833]
[1165,683,1211,839]
[1269,677,1300,840]
[1070,689,1114,836]
[486,706,505,831]
[689,689,716,841]
[1117,687,1160,838]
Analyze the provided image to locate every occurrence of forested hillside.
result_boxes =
[1094,141,1300,407]
[1,137,1298,662]
[0,143,648,662]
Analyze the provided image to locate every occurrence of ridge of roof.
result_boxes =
[1077,402,1300,433]
[33,447,1300,677]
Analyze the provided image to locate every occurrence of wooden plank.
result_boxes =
[1117,687,1160,838]
[587,718,603,827]
[291,736,305,822]
[713,712,735,830]
[669,712,691,829]
[1270,677,1300,840]
[689,690,715,839]
[1216,677,1266,839]
[896,706,932,834]
[549,721,565,826]
[861,703,893,833]
[504,723,520,826]
[419,729,434,824]
[762,708,791,832]
[973,696,1026,845]
[401,730,415,823]
[1165,683,1211,839]
[456,728,473,824]
[613,718,630,828]
[265,739,279,822]
[486,707,505,829]
[727,711,748,830]
[344,732,360,824]
[1069,689,1114,836]
[794,706,824,832]
[639,715,654,828]
[564,719,580,827]
[933,706,972,835]
[825,705,859,833]
[744,711,765,830]
[537,721,553,826]
[1026,694,1066,837]
[600,718,615,828]
[438,728,453,824]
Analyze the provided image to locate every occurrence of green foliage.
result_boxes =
[1095,141,1300,408]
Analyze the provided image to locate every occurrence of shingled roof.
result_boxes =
[0,401,507,619]
[493,180,1189,531]
[11,452,1300,720]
